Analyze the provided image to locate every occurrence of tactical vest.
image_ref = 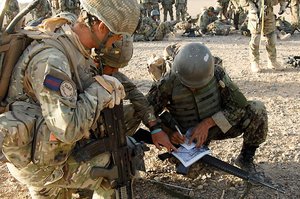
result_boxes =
[2,25,97,168]
[167,76,222,132]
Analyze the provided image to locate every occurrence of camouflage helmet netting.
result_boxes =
[79,0,140,35]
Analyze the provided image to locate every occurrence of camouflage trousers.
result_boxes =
[249,31,277,63]
[176,4,186,21]
[7,153,115,199]
[206,101,268,147]
[291,0,300,27]
[162,4,174,21]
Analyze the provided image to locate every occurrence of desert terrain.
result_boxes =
[1,0,300,198]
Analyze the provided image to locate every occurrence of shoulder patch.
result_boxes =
[43,74,63,91]
[60,81,76,98]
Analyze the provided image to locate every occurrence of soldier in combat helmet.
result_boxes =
[146,43,268,172]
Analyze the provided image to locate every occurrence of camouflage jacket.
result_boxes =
[30,0,52,20]
[136,17,159,39]
[147,65,249,133]
[6,18,112,173]
[5,0,19,21]
[112,72,156,127]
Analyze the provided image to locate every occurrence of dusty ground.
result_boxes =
[1,0,300,199]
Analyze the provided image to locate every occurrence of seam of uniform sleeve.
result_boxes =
[211,111,232,133]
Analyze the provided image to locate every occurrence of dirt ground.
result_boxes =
[1,0,300,199]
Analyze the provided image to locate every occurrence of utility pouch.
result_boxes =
[0,101,40,168]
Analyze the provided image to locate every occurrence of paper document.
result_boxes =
[172,128,211,167]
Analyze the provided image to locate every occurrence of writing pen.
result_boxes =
[175,125,183,137]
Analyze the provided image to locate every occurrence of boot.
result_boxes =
[267,60,284,71]
[235,143,258,173]
[250,61,261,73]
[278,31,291,40]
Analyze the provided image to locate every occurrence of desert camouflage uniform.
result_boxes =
[244,0,278,64]
[291,0,300,28]
[147,65,268,148]
[134,17,175,41]
[30,0,52,20]
[161,0,174,21]
[175,0,187,21]
[4,0,20,24]
[228,0,248,29]
[4,18,116,198]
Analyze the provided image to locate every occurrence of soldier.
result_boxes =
[30,0,52,20]
[175,0,187,21]
[4,0,19,25]
[197,7,219,34]
[146,43,268,172]
[96,36,176,151]
[290,0,300,29]
[241,0,283,73]
[134,10,176,41]
[227,0,248,30]
[0,0,172,198]
[161,0,175,21]
[216,0,230,19]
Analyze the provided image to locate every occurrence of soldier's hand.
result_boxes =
[189,118,215,148]
[170,131,185,145]
[151,131,177,152]
[94,75,126,108]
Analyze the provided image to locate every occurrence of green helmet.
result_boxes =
[79,0,140,35]
[172,43,214,88]
[101,35,133,68]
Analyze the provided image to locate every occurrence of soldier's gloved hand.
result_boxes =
[94,75,126,108]
[151,130,177,152]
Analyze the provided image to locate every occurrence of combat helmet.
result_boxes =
[150,9,160,17]
[172,43,214,88]
[101,35,134,68]
[79,0,140,35]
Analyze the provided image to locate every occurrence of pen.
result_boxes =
[175,125,183,136]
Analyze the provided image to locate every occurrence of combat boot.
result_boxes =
[250,61,261,73]
[278,31,291,40]
[267,60,284,71]
[235,144,258,173]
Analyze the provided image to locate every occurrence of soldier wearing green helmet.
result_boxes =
[147,43,268,173]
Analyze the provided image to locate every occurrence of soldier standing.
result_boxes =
[161,0,175,21]
[147,43,268,172]
[0,0,174,198]
[241,0,283,72]
[216,0,230,19]
[175,0,187,21]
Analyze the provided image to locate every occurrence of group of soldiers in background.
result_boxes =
[3,0,80,27]
[140,0,187,21]
[134,0,300,41]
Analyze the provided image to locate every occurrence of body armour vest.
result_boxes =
[167,76,222,132]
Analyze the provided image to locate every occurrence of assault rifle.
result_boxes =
[73,104,149,198]
[158,111,285,194]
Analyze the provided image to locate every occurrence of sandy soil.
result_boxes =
[1,1,300,199]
